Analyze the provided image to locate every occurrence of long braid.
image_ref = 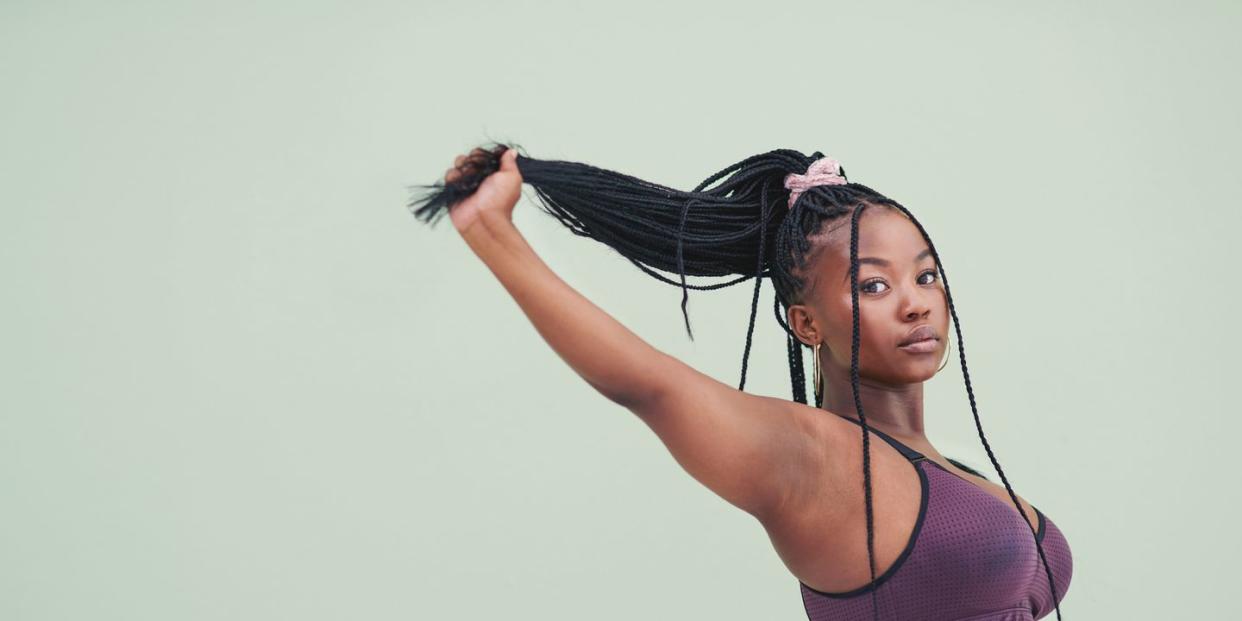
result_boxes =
[410,143,1065,619]
[736,180,771,391]
[783,296,809,405]
[847,202,883,621]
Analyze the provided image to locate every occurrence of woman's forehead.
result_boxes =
[799,211,926,294]
[819,209,925,266]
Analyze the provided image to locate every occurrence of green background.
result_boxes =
[3,1,1237,619]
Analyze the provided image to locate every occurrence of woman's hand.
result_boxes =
[443,147,523,235]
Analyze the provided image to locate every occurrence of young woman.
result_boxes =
[410,145,1073,620]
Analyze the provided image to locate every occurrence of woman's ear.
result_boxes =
[787,303,821,348]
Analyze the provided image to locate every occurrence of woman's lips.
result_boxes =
[898,337,939,353]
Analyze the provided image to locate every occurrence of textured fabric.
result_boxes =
[799,418,1073,620]
[783,157,847,207]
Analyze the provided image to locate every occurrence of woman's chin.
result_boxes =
[893,358,945,382]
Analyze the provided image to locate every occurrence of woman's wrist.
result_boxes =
[459,209,530,268]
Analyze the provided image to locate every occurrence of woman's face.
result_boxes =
[789,207,951,385]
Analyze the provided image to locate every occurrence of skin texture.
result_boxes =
[787,206,951,449]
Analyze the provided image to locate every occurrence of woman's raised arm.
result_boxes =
[442,148,826,522]
[458,206,673,408]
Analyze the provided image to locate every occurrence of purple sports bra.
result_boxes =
[799,417,1073,620]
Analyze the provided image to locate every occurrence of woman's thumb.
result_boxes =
[499,147,518,172]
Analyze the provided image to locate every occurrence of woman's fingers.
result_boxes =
[445,147,507,183]
[444,154,466,183]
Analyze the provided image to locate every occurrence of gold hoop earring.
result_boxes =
[813,342,824,404]
[937,338,952,372]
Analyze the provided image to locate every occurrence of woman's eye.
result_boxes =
[859,269,939,294]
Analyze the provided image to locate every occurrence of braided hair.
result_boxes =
[408,142,1064,620]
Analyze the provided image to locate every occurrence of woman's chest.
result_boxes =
[765,455,1044,596]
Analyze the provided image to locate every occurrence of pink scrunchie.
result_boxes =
[783,157,847,208]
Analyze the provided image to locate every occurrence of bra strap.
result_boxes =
[836,416,926,462]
